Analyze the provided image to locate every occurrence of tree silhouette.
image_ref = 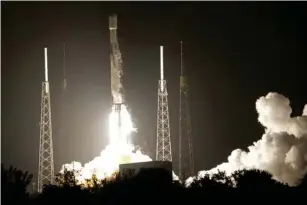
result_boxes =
[55,169,78,187]
[297,173,307,191]
[4,164,305,205]
[232,169,286,191]
[190,170,232,190]
[1,164,33,205]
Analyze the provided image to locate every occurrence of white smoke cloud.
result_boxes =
[188,92,307,187]
[60,103,153,185]
[303,104,307,116]
[60,142,179,185]
[60,143,152,185]
[60,104,179,185]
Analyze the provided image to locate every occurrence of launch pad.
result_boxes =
[119,161,173,183]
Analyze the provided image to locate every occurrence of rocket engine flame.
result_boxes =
[60,103,179,185]
[60,106,152,186]
[187,92,307,187]
[60,14,165,186]
[109,104,135,145]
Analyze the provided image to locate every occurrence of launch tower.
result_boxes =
[156,46,172,162]
[178,41,194,181]
[38,48,54,192]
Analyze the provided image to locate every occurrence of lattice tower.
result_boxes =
[38,48,54,192]
[156,46,172,162]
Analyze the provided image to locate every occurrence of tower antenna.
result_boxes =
[179,41,194,181]
[38,47,54,192]
[156,46,172,162]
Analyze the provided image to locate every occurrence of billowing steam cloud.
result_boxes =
[61,143,152,185]
[61,92,305,187]
[303,104,307,116]
[60,103,153,185]
[59,101,181,184]
[188,92,307,186]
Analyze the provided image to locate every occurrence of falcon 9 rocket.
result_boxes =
[109,14,129,145]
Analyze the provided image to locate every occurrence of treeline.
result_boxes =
[2,164,307,205]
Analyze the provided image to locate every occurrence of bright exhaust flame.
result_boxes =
[60,104,152,186]
[109,104,135,145]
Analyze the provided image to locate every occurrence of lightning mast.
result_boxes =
[38,48,54,192]
[178,41,194,181]
[156,46,172,161]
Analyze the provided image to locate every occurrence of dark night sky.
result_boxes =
[2,2,307,180]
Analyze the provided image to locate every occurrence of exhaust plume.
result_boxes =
[61,143,152,185]
[188,92,307,187]
[60,103,179,185]
[60,105,152,185]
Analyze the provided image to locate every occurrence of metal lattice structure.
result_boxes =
[38,48,54,193]
[179,41,194,181]
[156,46,172,162]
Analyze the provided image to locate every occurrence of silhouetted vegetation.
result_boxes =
[2,163,307,205]
[1,163,33,205]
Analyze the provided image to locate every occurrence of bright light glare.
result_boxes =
[60,104,152,187]
[109,104,135,146]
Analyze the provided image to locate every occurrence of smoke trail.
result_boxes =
[188,92,307,186]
